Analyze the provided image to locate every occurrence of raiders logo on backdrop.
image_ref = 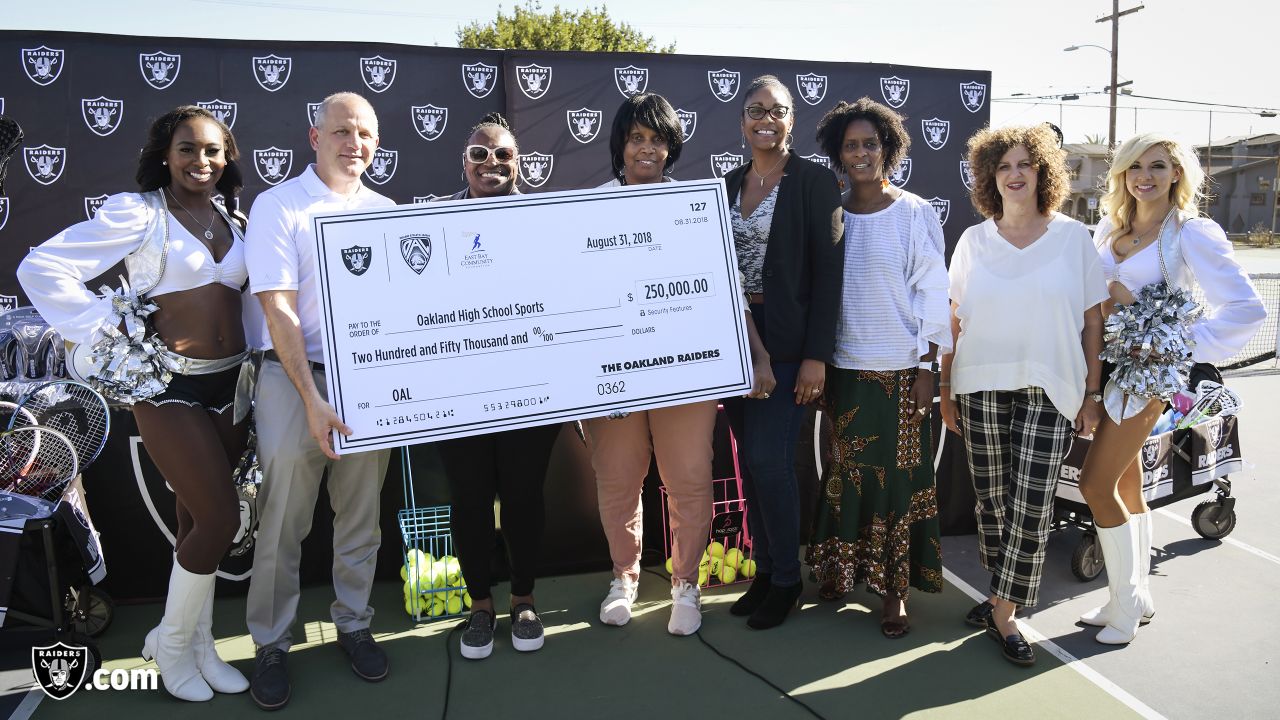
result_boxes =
[0,97,5,115]
[80,97,123,137]
[710,152,743,178]
[961,81,988,113]
[306,102,322,127]
[31,642,89,700]
[138,51,180,90]
[0,295,16,312]
[366,148,398,185]
[400,234,432,275]
[800,152,830,169]
[922,118,950,150]
[83,194,108,220]
[253,147,293,186]
[795,73,828,106]
[22,46,64,86]
[516,63,552,100]
[889,157,912,188]
[675,109,697,142]
[880,76,910,109]
[927,197,951,225]
[0,197,9,231]
[360,55,397,93]
[520,152,554,188]
[196,99,237,129]
[566,108,603,144]
[462,62,498,99]
[342,245,372,276]
[413,195,441,204]
[24,145,66,186]
[614,65,649,97]
[1142,440,1160,470]
[253,54,292,92]
[960,160,976,190]
[707,69,740,102]
[411,104,448,142]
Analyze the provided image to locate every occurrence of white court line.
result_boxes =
[1154,508,1280,566]
[943,568,1166,720]
[8,688,42,720]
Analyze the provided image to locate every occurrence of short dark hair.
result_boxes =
[608,93,683,179]
[966,124,1069,218]
[135,106,243,214]
[814,97,910,176]
[742,75,794,111]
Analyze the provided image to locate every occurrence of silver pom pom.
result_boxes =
[81,276,180,404]
[1099,282,1201,423]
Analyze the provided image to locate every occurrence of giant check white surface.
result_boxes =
[312,179,751,453]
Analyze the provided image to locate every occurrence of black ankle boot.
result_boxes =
[746,582,802,630]
[729,572,773,616]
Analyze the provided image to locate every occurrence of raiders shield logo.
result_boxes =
[710,152,744,179]
[365,148,398,185]
[961,81,988,113]
[516,63,552,100]
[927,197,951,225]
[413,195,441,204]
[960,160,976,191]
[342,245,373,276]
[675,109,697,142]
[566,108,603,144]
[0,197,9,231]
[1142,439,1160,470]
[0,97,4,115]
[614,65,649,97]
[32,642,89,700]
[361,55,397,93]
[84,194,109,220]
[139,51,181,90]
[1208,420,1222,449]
[306,102,322,127]
[253,54,293,92]
[400,234,432,275]
[197,99,237,129]
[922,118,950,150]
[800,153,830,169]
[880,76,910,109]
[795,73,828,106]
[80,97,124,137]
[889,157,912,188]
[22,46,64,86]
[411,104,448,142]
[0,294,16,312]
[520,152,554,188]
[462,62,498,99]
[253,147,293,185]
[24,145,66,186]
[708,69,740,102]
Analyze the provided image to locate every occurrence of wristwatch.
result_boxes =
[917,361,935,371]
[1088,389,1103,403]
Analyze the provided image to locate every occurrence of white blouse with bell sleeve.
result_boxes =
[16,192,154,345]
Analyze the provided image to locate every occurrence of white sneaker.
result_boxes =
[599,577,638,626]
[668,580,702,636]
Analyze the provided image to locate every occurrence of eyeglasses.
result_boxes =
[745,105,791,120]
[464,145,516,163]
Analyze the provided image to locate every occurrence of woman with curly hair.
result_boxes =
[1075,134,1263,645]
[804,98,949,639]
[938,124,1107,665]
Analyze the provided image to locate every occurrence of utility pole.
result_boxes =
[1097,1,1143,148]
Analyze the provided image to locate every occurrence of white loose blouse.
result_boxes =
[947,213,1109,419]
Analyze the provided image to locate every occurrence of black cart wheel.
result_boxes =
[1071,532,1105,581]
[54,630,100,680]
[67,587,115,638]
[1191,500,1237,540]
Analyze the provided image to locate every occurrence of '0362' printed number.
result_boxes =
[597,381,626,396]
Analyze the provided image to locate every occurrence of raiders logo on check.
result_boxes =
[342,246,373,276]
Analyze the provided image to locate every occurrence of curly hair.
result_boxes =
[609,93,683,179]
[965,124,1069,218]
[135,106,243,214]
[814,97,910,177]
[1101,132,1205,240]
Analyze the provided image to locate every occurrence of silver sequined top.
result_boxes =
[731,184,779,294]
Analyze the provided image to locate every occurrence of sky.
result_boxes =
[4,0,1278,148]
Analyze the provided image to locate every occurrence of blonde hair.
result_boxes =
[1101,132,1204,239]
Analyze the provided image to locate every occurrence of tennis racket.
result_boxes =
[10,380,110,469]
[0,425,80,501]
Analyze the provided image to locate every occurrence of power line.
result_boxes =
[993,99,1273,117]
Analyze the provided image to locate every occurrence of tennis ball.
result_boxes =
[698,566,710,586]
[739,559,757,578]
[665,556,674,574]
[724,548,744,569]
[699,551,711,568]
[463,590,472,609]
[446,594,463,615]
[400,565,409,581]
[718,564,738,584]
[707,541,726,558]
[443,557,462,586]
[429,594,447,617]
[709,557,724,576]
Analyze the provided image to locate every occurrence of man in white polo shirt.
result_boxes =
[243,91,393,711]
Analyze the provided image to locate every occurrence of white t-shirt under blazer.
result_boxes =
[948,212,1109,419]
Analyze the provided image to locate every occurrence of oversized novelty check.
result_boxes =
[312,179,752,454]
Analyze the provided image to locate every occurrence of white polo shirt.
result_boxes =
[244,164,393,363]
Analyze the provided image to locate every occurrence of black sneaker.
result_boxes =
[510,603,545,652]
[250,647,290,711]
[460,610,496,660]
[337,628,389,682]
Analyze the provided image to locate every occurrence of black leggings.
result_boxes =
[437,423,561,603]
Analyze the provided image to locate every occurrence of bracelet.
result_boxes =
[938,381,951,387]
[917,361,935,371]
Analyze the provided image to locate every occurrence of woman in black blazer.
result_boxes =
[722,75,844,629]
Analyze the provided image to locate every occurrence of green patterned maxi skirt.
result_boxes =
[806,368,944,598]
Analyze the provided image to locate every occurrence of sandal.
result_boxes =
[818,580,845,602]
[880,596,910,639]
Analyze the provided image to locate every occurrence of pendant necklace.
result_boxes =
[751,152,787,187]
[165,187,217,240]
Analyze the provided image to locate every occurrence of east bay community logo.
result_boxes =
[365,148,398,185]
[567,108,602,144]
[253,147,293,185]
[139,51,180,90]
[412,104,448,142]
[708,69,740,102]
[253,55,292,92]
[520,152,553,188]
[196,99,237,129]
[922,118,950,150]
[676,109,697,142]
[22,46,64,86]
[460,232,492,268]
[31,642,89,700]
[360,55,396,93]
[880,76,909,109]
[400,234,432,274]
[795,73,828,106]
[24,145,66,185]
[614,65,648,97]
[342,245,372,276]
[711,152,743,178]
[516,63,552,100]
[81,97,123,137]
[961,81,988,113]
[889,158,911,188]
[462,62,498,99]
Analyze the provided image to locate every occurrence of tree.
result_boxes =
[1083,133,1108,146]
[457,1,675,53]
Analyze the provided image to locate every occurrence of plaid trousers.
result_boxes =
[958,388,1072,607]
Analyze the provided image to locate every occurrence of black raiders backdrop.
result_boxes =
[0,30,990,598]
